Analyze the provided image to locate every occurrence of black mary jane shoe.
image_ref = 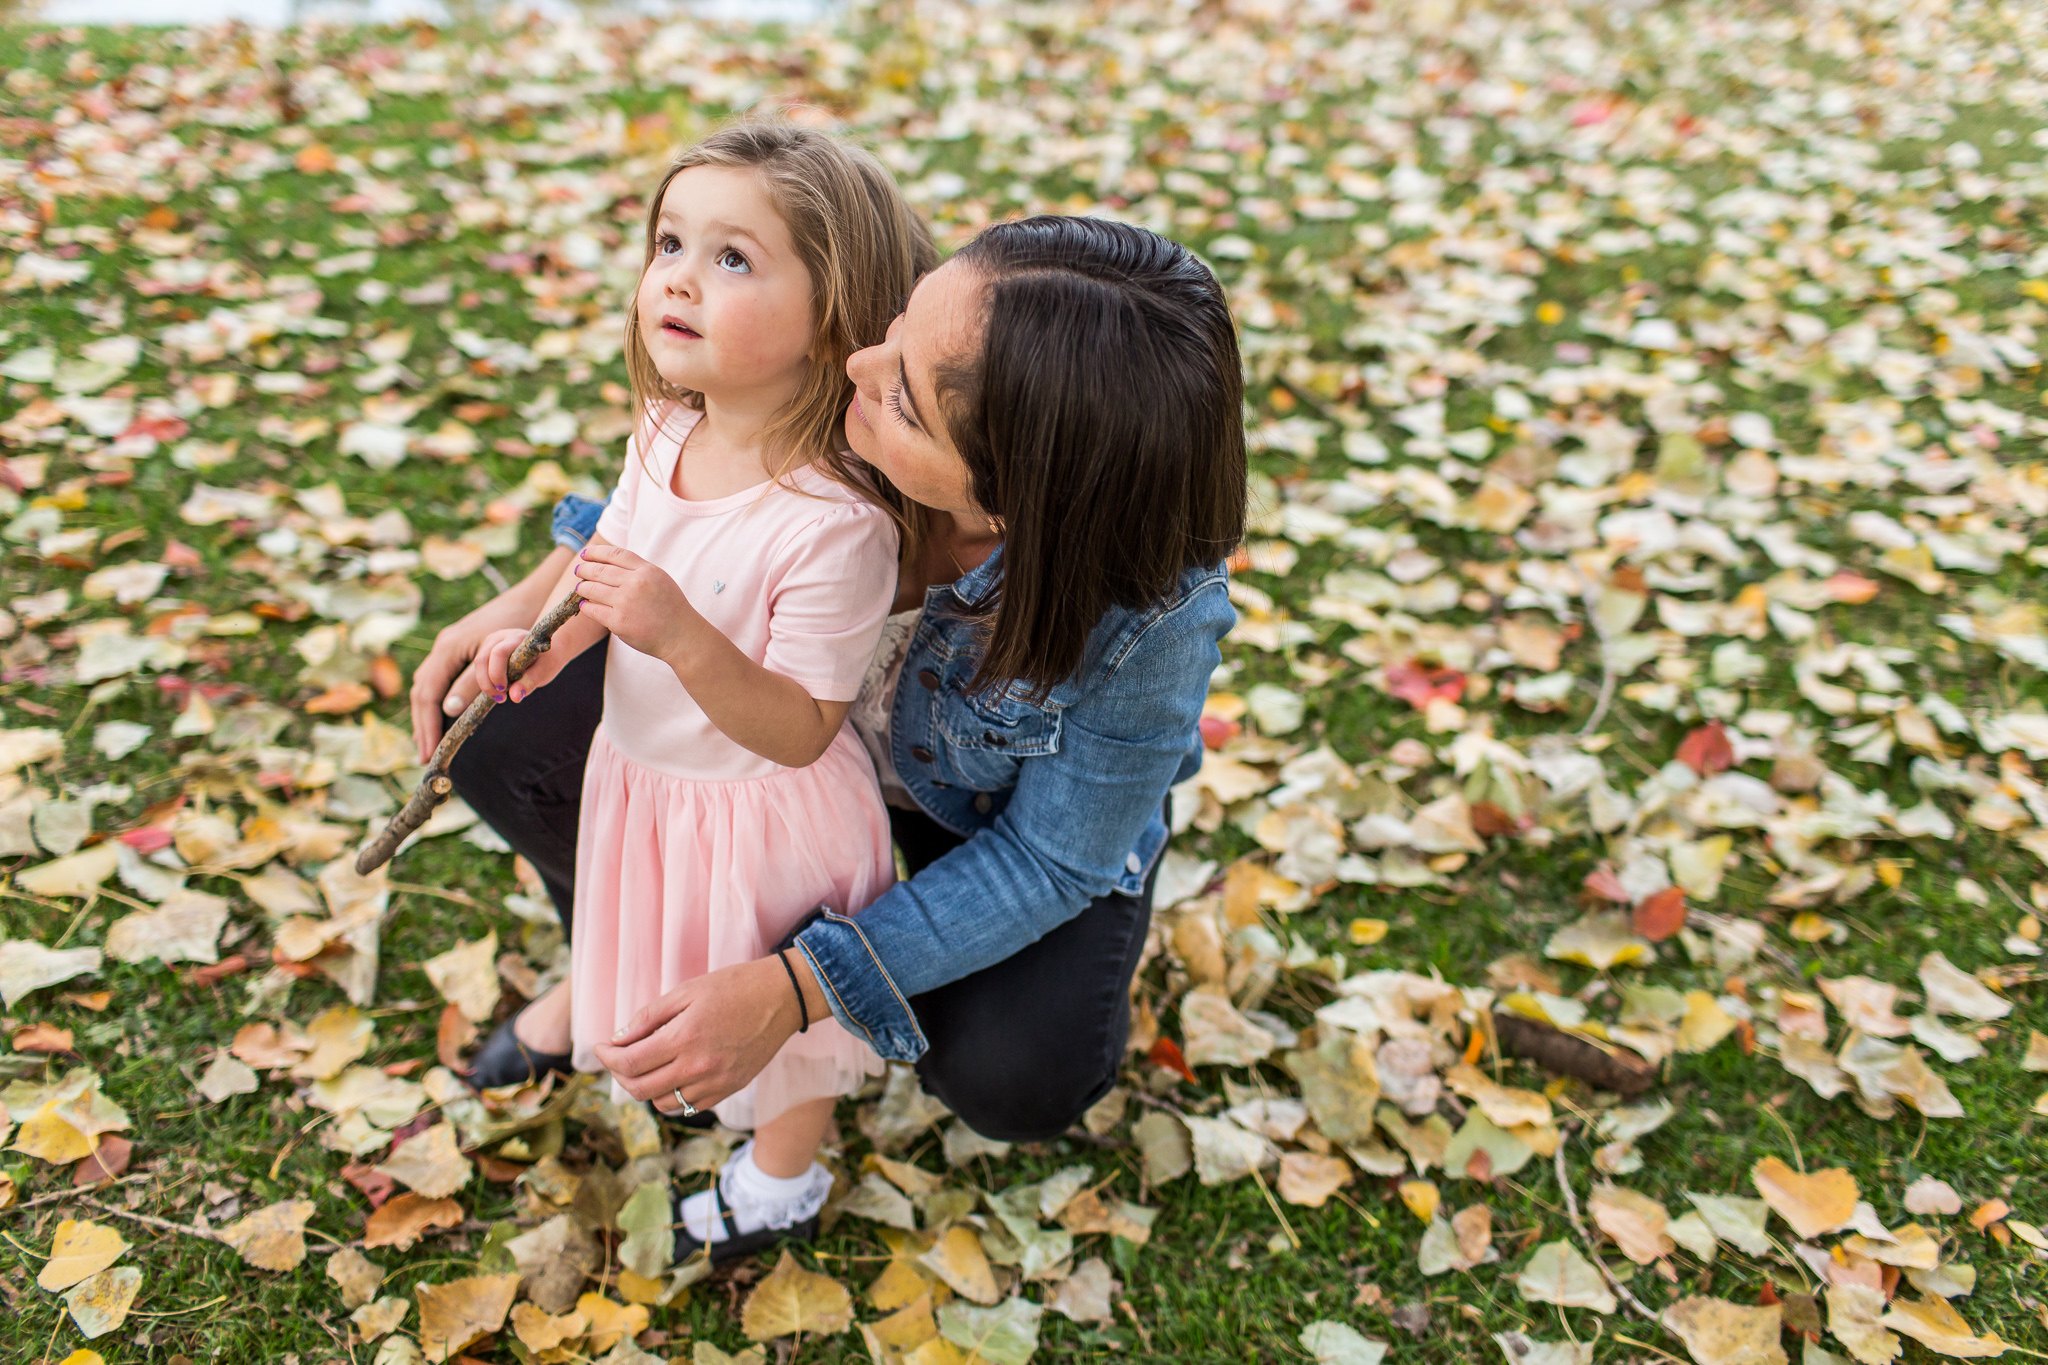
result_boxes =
[673,1182,819,1266]
[463,1010,575,1090]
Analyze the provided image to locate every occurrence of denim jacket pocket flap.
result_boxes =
[937,691,1062,756]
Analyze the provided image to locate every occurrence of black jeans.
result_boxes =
[447,646,1157,1142]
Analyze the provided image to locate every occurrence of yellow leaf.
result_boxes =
[918,1226,999,1306]
[509,1302,587,1352]
[1827,1283,1901,1365]
[13,1108,95,1163]
[870,1293,941,1351]
[1446,1063,1551,1128]
[1677,992,1738,1053]
[868,1257,939,1312]
[1879,1296,2009,1358]
[58,1353,107,1365]
[1398,1180,1440,1223]
[64,1265,141,1340]
[1662,1295,1787,1365]
[38,1219,128,1291]
[1751,1157,1857,1240]
[1347,918,1388,946]
[218,1199,316,1272]
[416,1272,521,1362]
[290,1006,374,1081]
[740,1250,855,1342]
[576,1291,648,1352]
[16,842,120,899]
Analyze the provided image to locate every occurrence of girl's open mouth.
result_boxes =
[660,316,701,339]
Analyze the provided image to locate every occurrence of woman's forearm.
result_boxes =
[489,546,576,630]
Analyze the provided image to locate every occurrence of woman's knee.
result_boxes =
[918,1044,1119,1144]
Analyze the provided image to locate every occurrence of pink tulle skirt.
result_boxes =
[569,725,889,1130]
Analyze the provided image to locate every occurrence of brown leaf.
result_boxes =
[72,1135,132,1186]
[232,1021,310,1069]
[374,1123,473,1200]
[416,1272,520,1362]
[436,1003,476,1071]
[1632,887,1689,943]
[13,1021,73,1052]
[364,1193,464,1250]
[1662,1296,1787,1365]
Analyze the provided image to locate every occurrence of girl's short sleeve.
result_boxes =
[763,500,901,702]
[594,408,691,546]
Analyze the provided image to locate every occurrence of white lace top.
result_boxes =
[850,607,922,808]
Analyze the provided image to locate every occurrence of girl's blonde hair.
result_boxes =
[624,117,940,551]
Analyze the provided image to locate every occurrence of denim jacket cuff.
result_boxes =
[794,914,928,1062]
[550,494,606,551]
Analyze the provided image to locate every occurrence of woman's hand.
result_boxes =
[573,544,699,668]
[595,954,822,1112]
[408,547,573,762]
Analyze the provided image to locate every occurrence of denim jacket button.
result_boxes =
[917,669,940,690]
[974,793,993,814]
[1125,852,1143,874]
[910,746,935,763]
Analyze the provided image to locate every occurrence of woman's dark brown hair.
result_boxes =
[936,216,1247,695]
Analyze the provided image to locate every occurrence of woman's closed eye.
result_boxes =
[886,382,917,429]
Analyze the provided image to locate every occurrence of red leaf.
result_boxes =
[1582,865,1631,904]
[1198,715,1241,750]
[1758,1281,1780,1306]
[1676,721,1733,776]
[1147,1036,1196,1084]
[1823,572,1880,605]
[341,1160,398,1209]
[1631,887,1688,942]
[1383,658,1466,710]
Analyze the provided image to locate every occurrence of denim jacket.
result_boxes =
[551,496,1234,1060]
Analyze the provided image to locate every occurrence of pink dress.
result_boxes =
[571,407,896,1130]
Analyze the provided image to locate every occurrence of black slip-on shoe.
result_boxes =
[673,1181,819,1266]
[462,1009,574,1090]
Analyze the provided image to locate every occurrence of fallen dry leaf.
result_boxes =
[63,1265,141,1340]
[364,1193,464,1250]
[1663,1295,1787,1365]
[741,1251,855,1342]
[218,1199,316,1272]
[38,1220,128,1292]
[1752,1157,1858,1240]
[374,1122,472,1200]
[416,1272,520,1362]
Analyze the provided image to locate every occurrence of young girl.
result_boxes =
[465,122,936,1259]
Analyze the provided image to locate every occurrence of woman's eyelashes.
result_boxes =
[886,383,915,429]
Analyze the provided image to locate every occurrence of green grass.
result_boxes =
[1,4,2047,1363]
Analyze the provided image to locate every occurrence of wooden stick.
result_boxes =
[356,593,583,875]
[1491,1011,1658,1097]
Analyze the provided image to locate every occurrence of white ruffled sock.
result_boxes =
[678,1141,831,1245]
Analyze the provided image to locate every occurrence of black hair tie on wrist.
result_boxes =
[777,949,810,1033]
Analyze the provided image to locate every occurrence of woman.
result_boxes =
[410,216,1244,1147]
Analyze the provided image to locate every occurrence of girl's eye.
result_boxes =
[655,234,680,256]
[716,248,752,274]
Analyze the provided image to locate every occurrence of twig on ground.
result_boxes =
[0,1173,154,1217]
[1552,1128,1661,1327]
[76,1196,218,1242]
